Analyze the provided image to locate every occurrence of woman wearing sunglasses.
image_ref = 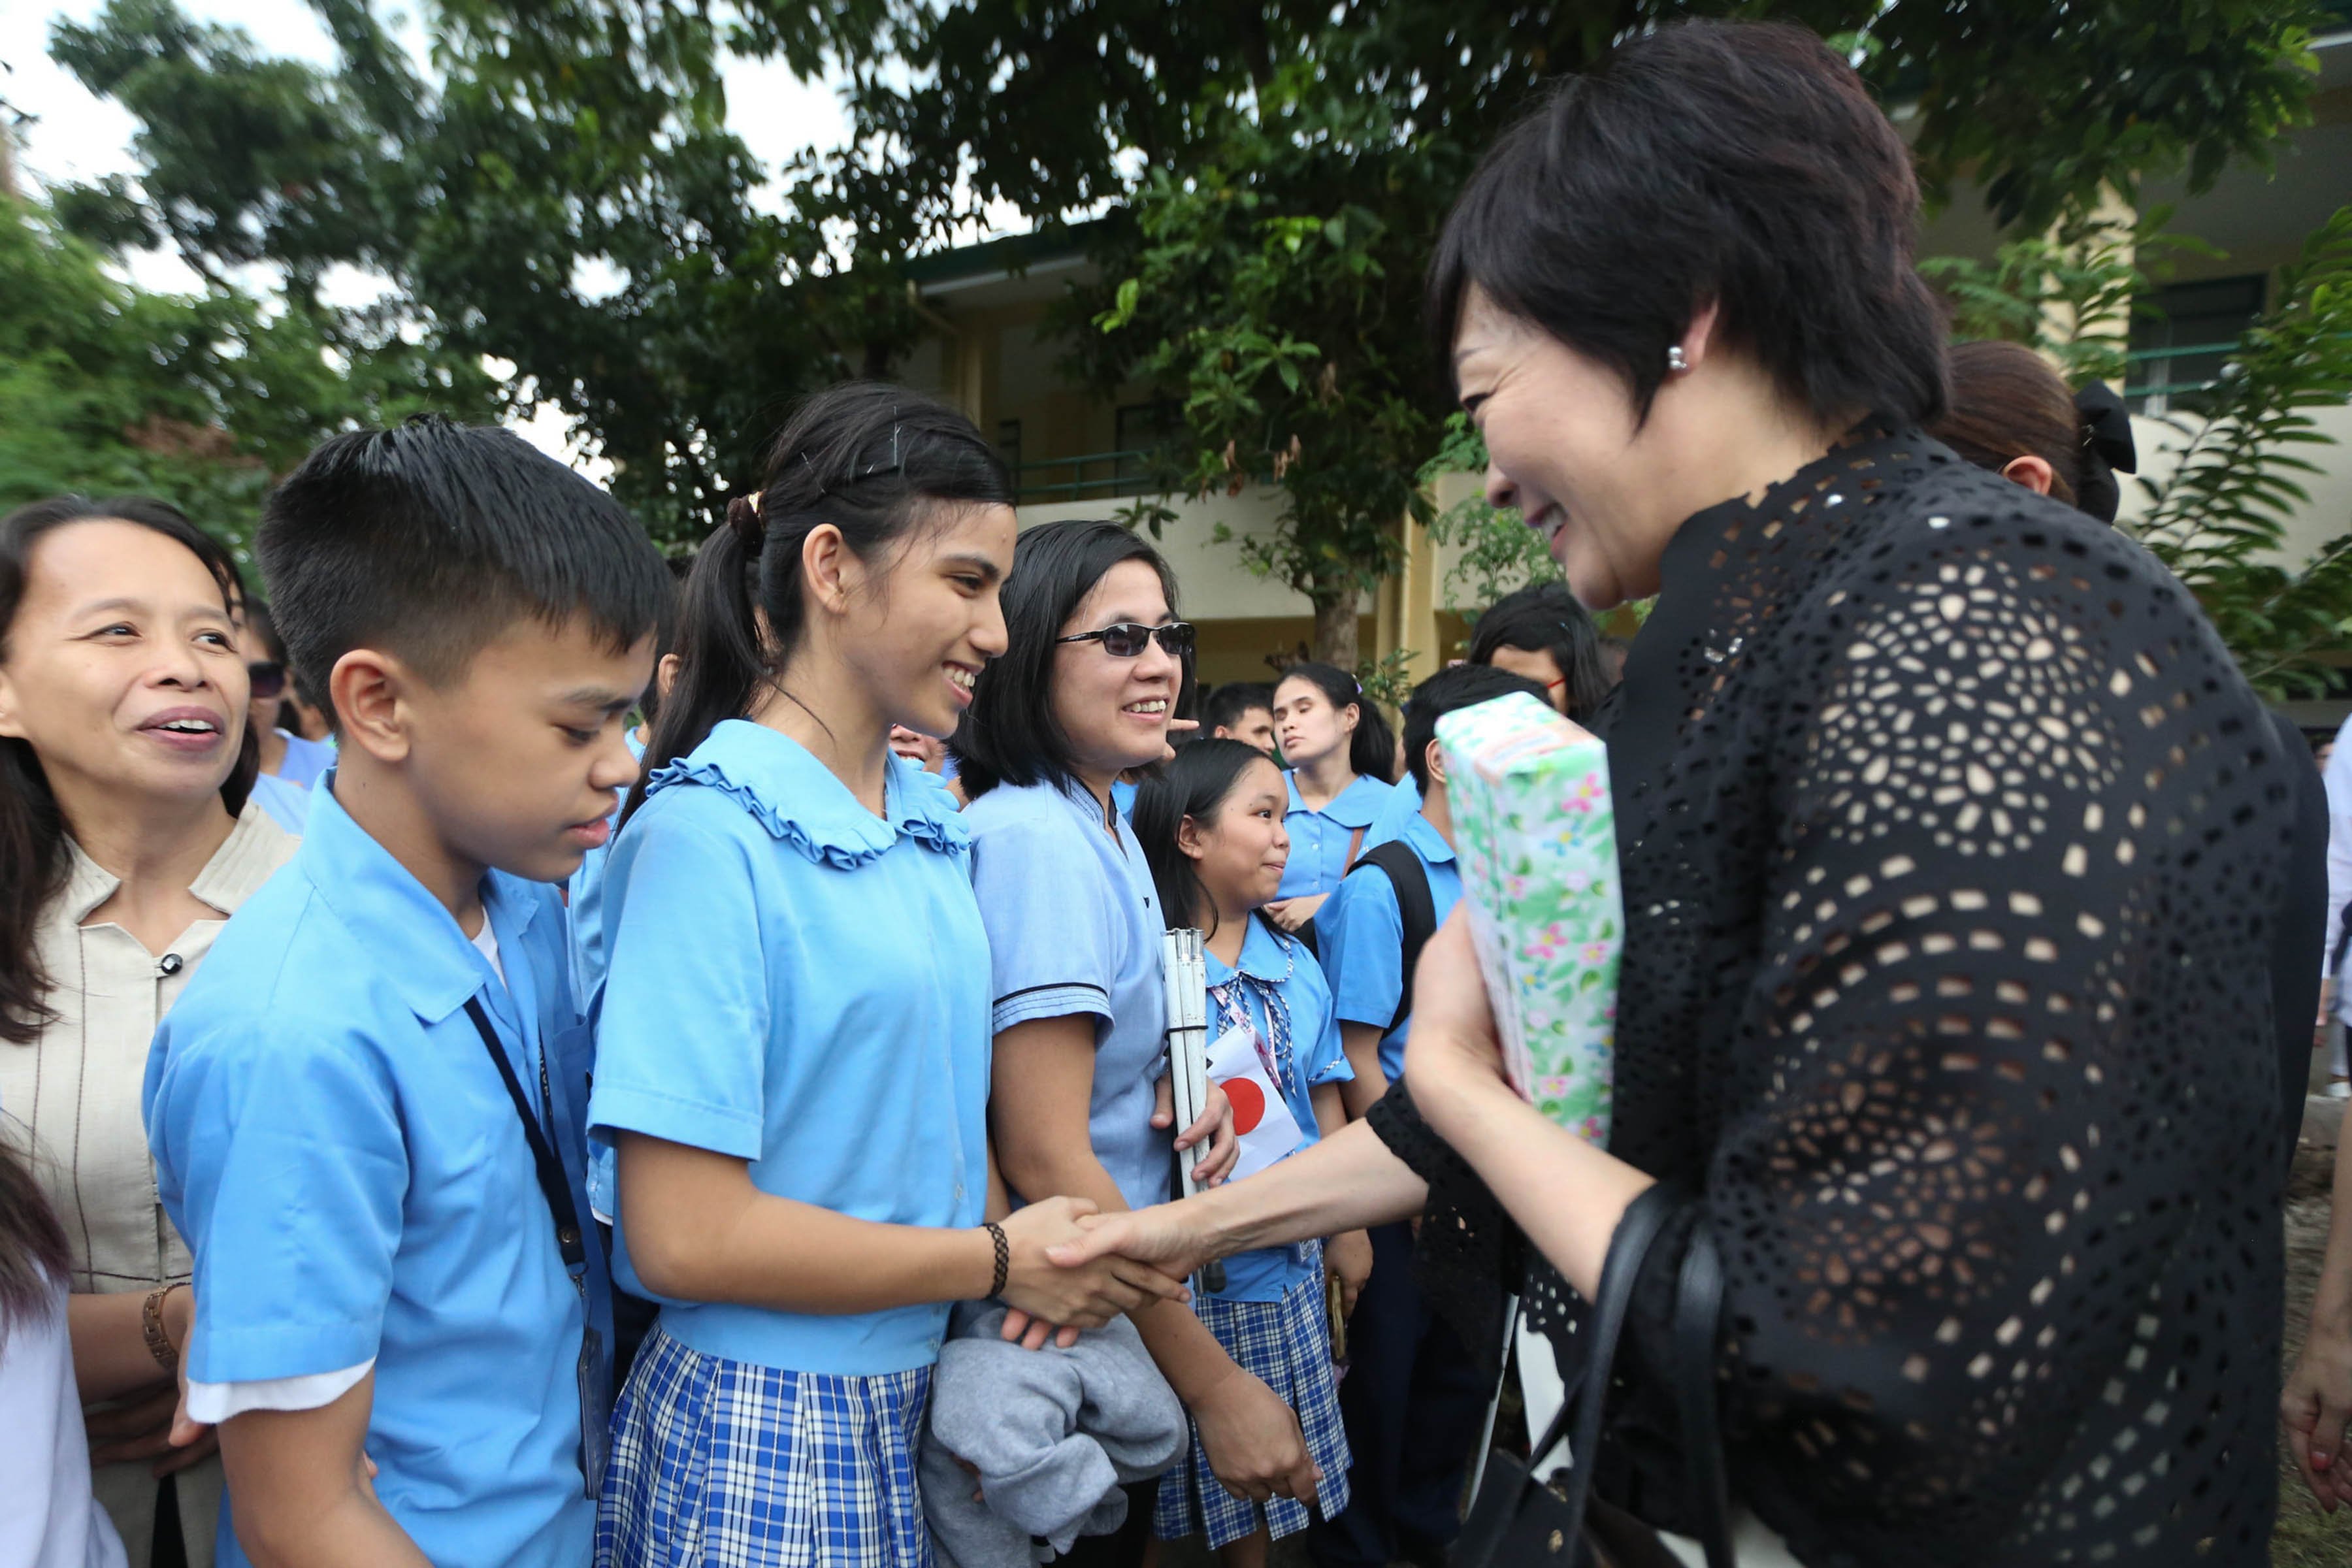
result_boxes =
[956,519,1315,1565]
[233,600,333,832]
[0,495,298,1568]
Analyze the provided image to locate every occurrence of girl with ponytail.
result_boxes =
[588,385,1184,1566]
[1263,662,1396,934]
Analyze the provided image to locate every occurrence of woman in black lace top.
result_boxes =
[1051,19,2299,1567]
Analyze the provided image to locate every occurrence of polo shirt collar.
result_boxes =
[61,798,296,926]
[1402,808,1458,867]
[644,719,969,868]
[1285,770,1387,830]
[1205,913,1299,987]
[297,774,544,1026]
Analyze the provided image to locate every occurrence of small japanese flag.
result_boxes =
[1207,1024,1305,1183]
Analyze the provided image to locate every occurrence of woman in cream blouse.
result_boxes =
[0,496,297,1568]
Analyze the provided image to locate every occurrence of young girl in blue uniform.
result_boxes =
[956,520,1307,1566]
[588,388,1183,1568]
[1264,663,1394,936]
[1132,742,1370,1568]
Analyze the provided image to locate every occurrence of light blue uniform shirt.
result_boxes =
[248,770,310,834]
[589,722,989,1375]
[274,728,336,790]
[1276,772,1394,900]
[564,727,647,1011]
[1200,917,1352,1301]
[1316,808,1463,1086]
[1357,772,1422,853]
[144,776,607,1568]
[963,777,1172,1211]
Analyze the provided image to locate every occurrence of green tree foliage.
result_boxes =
[2125,208,2352,698]
[0,188,489,554]
[41,0,909,548]
[850,0,2326,657]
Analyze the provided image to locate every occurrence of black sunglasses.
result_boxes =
[246,660,286,699]
[1055,621,1196,659]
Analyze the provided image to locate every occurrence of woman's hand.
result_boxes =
[1264,894,1328,934]
[1154,1075,1241,1187]
[2285,1307,2352,1510]
[1190,1363,1321,1505]
[88,1382,220,1477]
[995,1197,1191,1328]
[1325,1230,1373,1319]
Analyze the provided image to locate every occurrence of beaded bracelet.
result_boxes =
[983,1222,1010,1299]
[142,1281,186,1375]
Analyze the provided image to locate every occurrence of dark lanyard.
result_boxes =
[462,996,585,1271]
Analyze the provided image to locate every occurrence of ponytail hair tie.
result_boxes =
[727,491,766,551]
[2072,382,2136,525]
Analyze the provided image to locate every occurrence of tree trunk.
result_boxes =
[1312,588,1359,672]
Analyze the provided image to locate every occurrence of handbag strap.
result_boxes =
[1514,1184,1735,1567]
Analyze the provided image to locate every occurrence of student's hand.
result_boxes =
[1190,1363,1320,1507]
[996,1307,1084,1352]
[1264,894,1327,934]
[89,1382,218,1475]
[1154,1075,1240,1187]
[1399,910,1514,1142]
[1049,1200,1226,1286]
[996,1197,1192,1328]
[1325,1230,1373,1318]
[161,1288,218,1477]
[1160,717,1200,763]
[2285,1310,2352,1511]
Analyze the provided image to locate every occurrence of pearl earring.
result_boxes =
[1666,346,1690,373]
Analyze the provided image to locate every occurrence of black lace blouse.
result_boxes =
[1370,424,2293,1566]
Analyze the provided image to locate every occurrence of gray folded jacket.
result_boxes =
[921,1301,1188,1567]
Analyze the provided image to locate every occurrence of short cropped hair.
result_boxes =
[1401,663,1551,795]
[1466,582,1614,721]
[1202,681,1274,735]
[1428,19,1947,429]
[258,417,671,723]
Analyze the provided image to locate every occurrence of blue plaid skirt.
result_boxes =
[1153,1247,1352,1548]
[596,1324,935,1568]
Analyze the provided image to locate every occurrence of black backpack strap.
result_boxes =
[1349,840,1437,1035]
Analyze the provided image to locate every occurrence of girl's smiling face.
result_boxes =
[1180,755,1292,919]
[1051,558,1181,782]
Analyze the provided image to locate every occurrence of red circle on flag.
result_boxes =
[1218,1077,1266,1136]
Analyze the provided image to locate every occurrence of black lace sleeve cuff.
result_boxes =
[1367,1080,1520,1376]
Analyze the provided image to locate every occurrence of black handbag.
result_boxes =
[1451,1184,1734,1568]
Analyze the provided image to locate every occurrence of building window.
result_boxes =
[2127,275,2265,415]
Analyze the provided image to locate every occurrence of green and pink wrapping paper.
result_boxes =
[1435,691,1621,1146]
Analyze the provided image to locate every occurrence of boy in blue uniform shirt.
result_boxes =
[1309,664,1547,1568]
[144,418,670,1568]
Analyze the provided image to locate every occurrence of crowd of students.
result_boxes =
[1,15,2342,1568]
[0,368,1627,1568]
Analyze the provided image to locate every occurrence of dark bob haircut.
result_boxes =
[257,416,671,725]
[1401,662,1550,796]
[955,519,1187,800]
[1132,738,1287,940]
[1428,19,1947,429]
[1465,581,1614,722]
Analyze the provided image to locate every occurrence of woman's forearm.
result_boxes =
[2314,1124,2352,1336]
[1192,1119,1424,1258]
[69,1288,182,1404]
[1417,1072,1651,1299]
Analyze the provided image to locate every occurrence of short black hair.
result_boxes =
[241,598,287,665]
[1202,681,1275,736]
[1466,581,1614,721]
[1402,663,1551,795]
[1428,19,1946,429]
[955,519,1188,799]
[259,417,671,725]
